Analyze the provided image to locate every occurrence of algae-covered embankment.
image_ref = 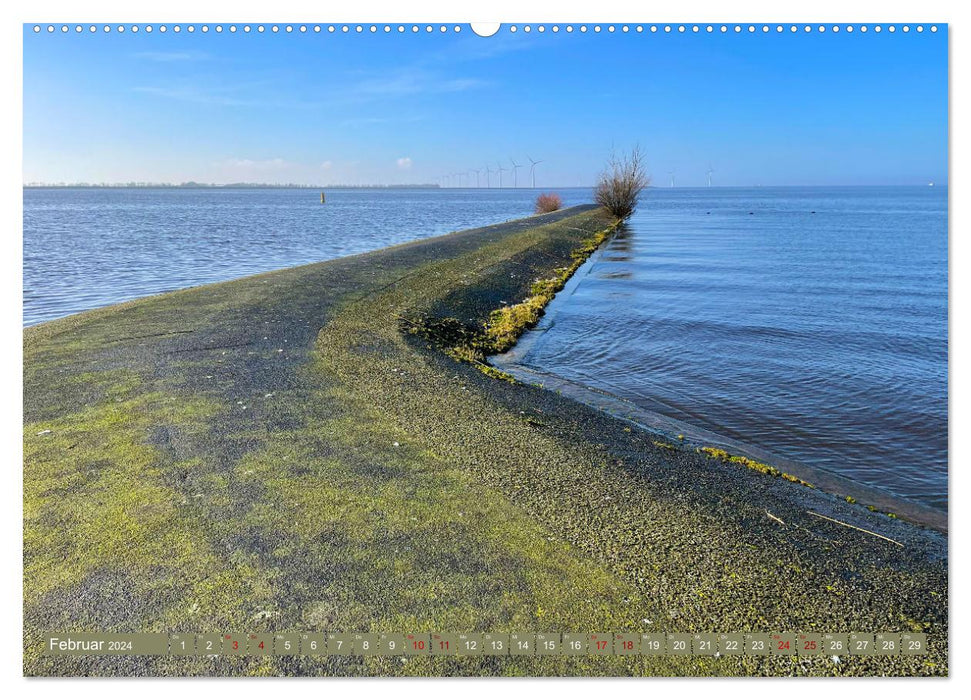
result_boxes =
[23,205,947,676]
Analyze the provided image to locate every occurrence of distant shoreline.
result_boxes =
[23,183,947,190]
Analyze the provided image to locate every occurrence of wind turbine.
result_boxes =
[668,170,676,188]
[527,155,543,188]
[706,164,714,188]
[509,158,522,188]
[470,168,480,188]
[484,164,492,188]
[496,161,507,189]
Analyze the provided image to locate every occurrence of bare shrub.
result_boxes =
[534,192,563,214]
[595,146,649,219]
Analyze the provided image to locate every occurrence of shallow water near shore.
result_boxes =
[23,185,947,513]
[506,186,947,513]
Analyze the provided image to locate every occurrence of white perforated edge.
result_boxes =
[32,23,941,35]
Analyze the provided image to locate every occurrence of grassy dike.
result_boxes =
[23,205,946,676]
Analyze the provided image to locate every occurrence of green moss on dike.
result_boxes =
[423,221,619,368]
[476,365,518,383]
[479,224,617,355]
[840,495,902,520]
[22,374,280,669]
[697,447,814,489]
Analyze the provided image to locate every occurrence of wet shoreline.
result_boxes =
[492,221,947,533]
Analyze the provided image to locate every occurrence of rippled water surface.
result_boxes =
[23,187,592,326]
[516,186,948,511]
[23,186,948,510]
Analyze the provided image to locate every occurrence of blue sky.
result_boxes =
[23,25,948,186]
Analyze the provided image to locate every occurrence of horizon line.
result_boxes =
[23,182,947,190]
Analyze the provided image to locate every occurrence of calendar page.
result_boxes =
[21,10,949,681]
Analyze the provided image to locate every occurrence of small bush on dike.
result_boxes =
[595,146,649,219]
[534,192,563,214]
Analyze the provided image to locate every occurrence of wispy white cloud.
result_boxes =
[396,157,412,170]
[335,32,533,105]
[354,70,485,97]
[345,69,488,102]
[133,85,254,107]
[134,81,322,110]
[220,157,290,170]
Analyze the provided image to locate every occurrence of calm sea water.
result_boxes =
[515,186,948,511]
[23,186,947,510]
[22,187,592,327]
